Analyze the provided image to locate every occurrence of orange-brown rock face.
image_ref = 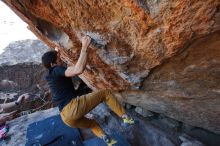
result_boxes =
[3,0,220,134]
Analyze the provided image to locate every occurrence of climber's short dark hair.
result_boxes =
[41,50,57,69]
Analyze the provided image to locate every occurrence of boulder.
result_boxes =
[2,0,220,134]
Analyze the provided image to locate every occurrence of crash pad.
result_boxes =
[25,115,83,146]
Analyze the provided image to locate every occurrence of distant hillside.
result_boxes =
[0,39,49,99]
[0,39,49,66]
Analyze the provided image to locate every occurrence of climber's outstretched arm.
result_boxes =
[64,36,91,77]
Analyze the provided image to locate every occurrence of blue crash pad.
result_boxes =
[25,115,83,146]
[83,132,130,146]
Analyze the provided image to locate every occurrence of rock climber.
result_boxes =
[41,35,135,146]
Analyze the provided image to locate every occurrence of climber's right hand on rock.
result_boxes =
[81,36,91,51]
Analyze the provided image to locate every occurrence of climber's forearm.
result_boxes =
[65,48,88,77]
[65,35,91,77]
[74,48,88,73]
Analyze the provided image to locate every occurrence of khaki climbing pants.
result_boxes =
[60,89,125,137]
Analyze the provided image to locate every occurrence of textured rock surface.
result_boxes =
[0,63,48,94]
[119,32,220,134]
[2,0,220,134]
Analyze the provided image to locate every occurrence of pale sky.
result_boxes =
[0,1,36,54]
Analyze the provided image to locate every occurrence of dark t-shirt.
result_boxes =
[45,66,77,111]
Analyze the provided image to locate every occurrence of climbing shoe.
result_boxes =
[102,135,117,146]
[123,117,135,125]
